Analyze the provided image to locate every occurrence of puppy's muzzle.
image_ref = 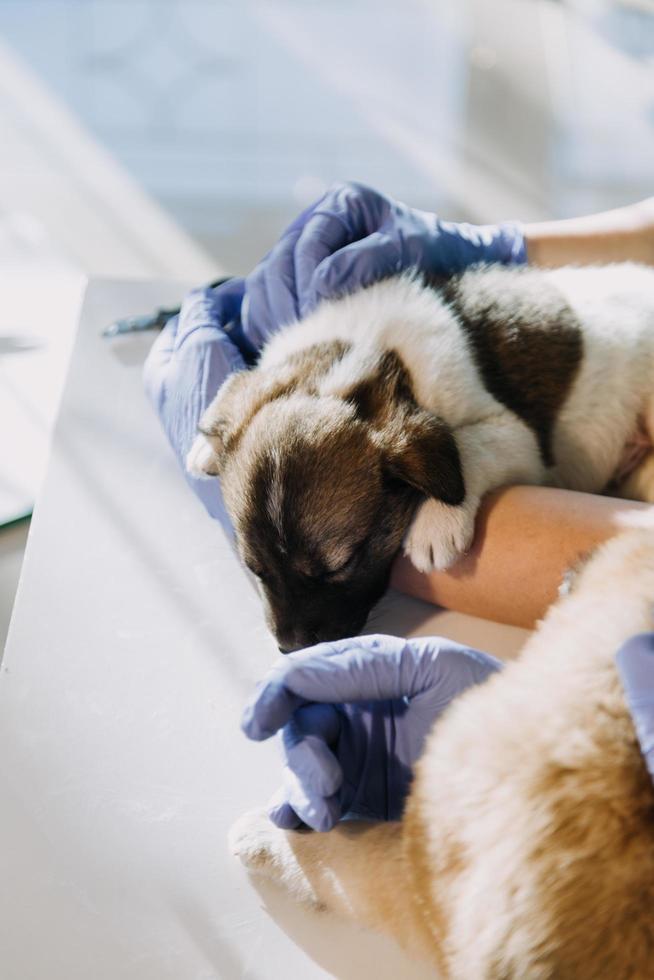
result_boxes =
[275,615,369,654]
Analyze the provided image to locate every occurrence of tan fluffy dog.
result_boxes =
[231,530,654,978]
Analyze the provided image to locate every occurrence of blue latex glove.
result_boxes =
[616,632,654,786]
[242,633,503,831]
[243,181,526,347]
[143,277,255,535]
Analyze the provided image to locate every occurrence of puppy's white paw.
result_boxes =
[229,809,321,906]
[186,433,219,478]
[229,808,291,876]
[405,499,475,572]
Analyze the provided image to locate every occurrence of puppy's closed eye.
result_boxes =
[322,549,362,581]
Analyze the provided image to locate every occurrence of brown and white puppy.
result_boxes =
[189,341,462,650]
[188,264,654,650]
[230,529,654,978]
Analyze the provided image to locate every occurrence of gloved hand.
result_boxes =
[143,277,255,534]
[616,632,654,785]
[242,633,503,831]
[243,181,526,347]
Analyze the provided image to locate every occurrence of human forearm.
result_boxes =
[524,198,654,268]
[391,486,654,629]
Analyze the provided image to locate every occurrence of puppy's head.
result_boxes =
[190,347,464,651]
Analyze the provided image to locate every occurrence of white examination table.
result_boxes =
[0,280,529,979]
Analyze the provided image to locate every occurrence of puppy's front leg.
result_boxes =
[230,810,420,948]
[405,414,544,571]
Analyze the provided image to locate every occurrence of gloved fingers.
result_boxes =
[616,632,654,779]
[208,278,255,363]
[293,208,365,315]
[281,706,343,797]
[267,787,303,830]
[317,181,388,233]
[144,311,245,427]
[293,182,395,313]
[143,277,248,412]
[280,189,331,238]
[142,315,180,410]
[152,311,179,357]
[241,637,394,740]
[166,283,248,419]
[285,701,342,744]
[279,764,342,832]
[407,647,503,741]
[284,636,505,707]
[242,678,344,804]
[308,231,402,306]
[616,633,654,698]
[241,662,308,741]
[142,318,238,532]
[192,329,248,420]
[281,734,342,798]
[209,275,246,318]
[410,645,503,708]
[244,182,390,337]
[245,193,334,335]
[242,635,499,740]
[174,282,246,362]
[244,230,304,346]
[243,637,411,737]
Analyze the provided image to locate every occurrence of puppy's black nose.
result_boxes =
[277,621,367,653]
[277,638,310,654]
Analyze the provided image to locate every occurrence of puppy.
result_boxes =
[188,263,654,650]
[230,529,654,978]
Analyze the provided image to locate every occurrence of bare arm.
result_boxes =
[391,486,654,629]
[524,197,654,268]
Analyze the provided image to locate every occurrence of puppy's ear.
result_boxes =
[384,411,465,506]
[187,340,351,477]
[187,368,282,477]
[341,350,464,505]
[342,349,413,422]
[195,370,255,465]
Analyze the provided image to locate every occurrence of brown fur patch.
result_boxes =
[243,403,380,564]
[341,348,415,422]
[338,349,465,506]
[442,269,583,467]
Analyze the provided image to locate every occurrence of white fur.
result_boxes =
[186,433,216,478]
[193,264,654,571]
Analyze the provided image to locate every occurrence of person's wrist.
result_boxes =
[430,217,526,272]
[494,220,527,264]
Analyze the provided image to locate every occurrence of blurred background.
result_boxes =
[1,0,653,645]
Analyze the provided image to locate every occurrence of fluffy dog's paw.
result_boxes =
[186,433,219,478]
[229,809,321,906]
[405,499,476,572]
[229,808,295,877]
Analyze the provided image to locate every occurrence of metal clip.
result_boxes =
[102,307,180,338]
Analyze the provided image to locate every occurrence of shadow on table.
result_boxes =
[0,334,44,355]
